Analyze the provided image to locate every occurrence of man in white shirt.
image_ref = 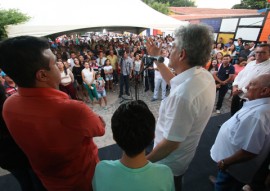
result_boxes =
[210,73,270,191]
[67,51,76,69]
[151,49,169,101]
[146,24,216,191]
[231,44,270,116]
[96,51,107,67]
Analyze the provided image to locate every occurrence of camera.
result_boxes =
[142,55,157,67]
[118,49,124,57]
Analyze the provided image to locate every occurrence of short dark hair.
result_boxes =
[0,36,50,87]
[223,54,231,59]
[111,100,155,157]
[257,43,270,52]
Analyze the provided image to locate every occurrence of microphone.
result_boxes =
[143,55,158,60]
[144,55,164,63]
[157,56,164,63]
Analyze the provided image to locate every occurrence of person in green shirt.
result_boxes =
[92,100,175,191]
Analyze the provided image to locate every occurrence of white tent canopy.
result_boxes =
[0,0,188,37]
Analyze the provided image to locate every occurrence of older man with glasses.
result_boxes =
[231,43,270,116]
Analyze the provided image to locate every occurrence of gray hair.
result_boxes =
[257,74,270,88]
[174,24,214,67]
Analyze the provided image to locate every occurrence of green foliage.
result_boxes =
[143,0,169,14]
[232,0,267,9]
[0,9,30,40]
[155,0,195,6]
[142,0,196,15]
[168,0,195,7]
[151,2,170,14]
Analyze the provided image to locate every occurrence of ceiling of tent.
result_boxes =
[1,0,188,37]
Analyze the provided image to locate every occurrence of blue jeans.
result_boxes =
[215,170,244,191]
[120,74,130,95]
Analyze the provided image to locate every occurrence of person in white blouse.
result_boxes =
[57,61,77,100]
[82,62,99,104]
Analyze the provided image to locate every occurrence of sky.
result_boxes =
[195,0,241,9]
[0,0,242,10]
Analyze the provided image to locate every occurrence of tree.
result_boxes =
[163,0,196,7]
[142,0,196,15]
[143,0,169,14]
[150,0,196,7]
[232,0,268,9]
[0,9,30,40]
[151,1,170,14]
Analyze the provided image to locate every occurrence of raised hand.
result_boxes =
[146,37,162,56]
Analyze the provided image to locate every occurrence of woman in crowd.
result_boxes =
[133,53,142,82]
[78,54,86,66]
[82,62,99,104]
[230,44,238,65]
[103,59,114,91]
[215,52,223,67]
[233,57,247,78]
[57,61,77,100]
[208,59,219,74]
[72,58,90,103]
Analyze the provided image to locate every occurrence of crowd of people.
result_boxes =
[0,23,269,191]
[44,32,175,107]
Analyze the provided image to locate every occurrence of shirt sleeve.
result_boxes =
[163,95,196,142]
[229,65,235,74]
[78,103,105,138]
[230,115,266,154]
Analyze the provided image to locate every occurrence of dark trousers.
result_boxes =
[120,74,130,95]
[215,170,244,191]
[59,83,77,100]
[216,85,228,110]
[250,153,270,191]
[174,175,183,191]
[230,95,245,116]
[113,69,118,84]
[10,168,46,191]
[144,70,154,92]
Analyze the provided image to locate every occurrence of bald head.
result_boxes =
[257,74,270,88]
[246,74,270,100]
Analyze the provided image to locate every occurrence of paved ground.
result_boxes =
[0,81,232,189]
[92,82,232,148]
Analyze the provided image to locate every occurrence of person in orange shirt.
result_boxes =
[0,36,105,191]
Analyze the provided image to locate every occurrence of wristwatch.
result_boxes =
[218,159,227,171]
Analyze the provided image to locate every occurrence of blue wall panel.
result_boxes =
[201,18,222,33]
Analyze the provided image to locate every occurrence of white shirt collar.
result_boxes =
[170,66,203,90]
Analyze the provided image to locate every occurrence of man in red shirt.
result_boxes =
[0,36,105,191]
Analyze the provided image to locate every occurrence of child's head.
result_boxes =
[135,53,140,60]
[111,100,155,157]
[96,73,101,79]
[105,59,111,66]
[211,59,217,66]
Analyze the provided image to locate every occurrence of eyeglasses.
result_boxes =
[255,51,267,54]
